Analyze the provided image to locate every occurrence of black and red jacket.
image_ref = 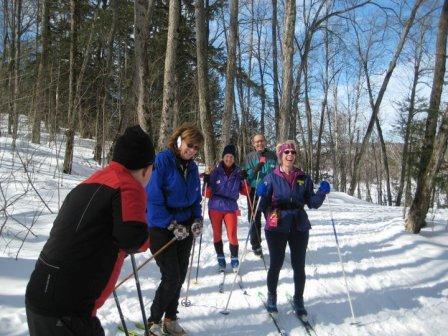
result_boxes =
[25,162,150,317]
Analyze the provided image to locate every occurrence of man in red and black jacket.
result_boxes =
[25,125,155,336]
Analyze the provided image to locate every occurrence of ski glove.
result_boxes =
[168,220,189,240]
[203,173,210,185]
[240,169,248,180]
[256,181,268,197]
[253,161,265,175]
[318,181,330,194]
[191,218,203,238]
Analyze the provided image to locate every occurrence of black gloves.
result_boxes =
[253,161,265,175]
[203,173,210,185]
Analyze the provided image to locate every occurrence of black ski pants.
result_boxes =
[148,226,193,322]
[26,308,104,336]
[265,229,309,298]
[247,189,267,250]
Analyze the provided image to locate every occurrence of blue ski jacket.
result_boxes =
[259,167,326,233]
[146,149,202,228]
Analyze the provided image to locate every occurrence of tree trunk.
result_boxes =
[62,0,80,174]
[315,26,330,181]
[195,0,216,166]
[278,0,296,142]
[11,0,22,148]
[134,0,154,134]
[94,0,119,165]
[158,0,180,150]
[396,31,424,205]
[32,0,50,144]
[375,117,392,205]
[255,16,267,135]
[271,0,280,138]
[220,0,238,151]
[406,0,448,233]
[348,0,423,195]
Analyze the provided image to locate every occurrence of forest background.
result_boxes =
[0,0,447,234]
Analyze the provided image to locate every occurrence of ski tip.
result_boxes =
[220,310,230,315]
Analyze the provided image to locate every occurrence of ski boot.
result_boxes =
[163,318,187,335]
[230,257,239,272]
[267,292,278,313]
[293,296,308,320]
[217,254,226,271]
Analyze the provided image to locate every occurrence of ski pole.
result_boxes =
[181,236,196,307]
[115,237,177,290]
[244,179,267,271]
[113,290,130,336]
[130,254,150,336]
[327,195,357,325]
[194,183,209,284]
[221,197,262,314]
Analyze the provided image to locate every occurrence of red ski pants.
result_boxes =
[209,210,238,245]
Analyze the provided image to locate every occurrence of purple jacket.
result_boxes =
[259,167,326,233]
[208,162,247,213]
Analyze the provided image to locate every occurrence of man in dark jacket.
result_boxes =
[243,134,277,255]
[25,125,155,336]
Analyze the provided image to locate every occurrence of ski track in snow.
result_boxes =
[0,126,447,336]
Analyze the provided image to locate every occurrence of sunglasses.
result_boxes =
[283,150,296,155]
[187,143,200,151]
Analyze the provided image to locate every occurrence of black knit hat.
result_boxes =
[113,125,155,170]
[222,144,237,158]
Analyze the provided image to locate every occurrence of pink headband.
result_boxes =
[277,143,296,158]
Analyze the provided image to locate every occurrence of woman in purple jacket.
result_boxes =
[256,140,330,318]
[204,144,249,271]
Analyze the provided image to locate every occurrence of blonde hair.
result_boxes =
[276,140,298,165]
[167,123,204,153]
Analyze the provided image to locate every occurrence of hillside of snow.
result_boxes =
[0,128,447,336]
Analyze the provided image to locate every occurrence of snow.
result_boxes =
[1,127,448,336]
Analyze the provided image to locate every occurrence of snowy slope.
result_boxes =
[1,129,447,336]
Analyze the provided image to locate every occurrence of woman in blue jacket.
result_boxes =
[204,144,249,271]
[256,140,330,318]
[145,123,204,336]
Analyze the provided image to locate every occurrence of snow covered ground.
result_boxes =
[0,127,447,336]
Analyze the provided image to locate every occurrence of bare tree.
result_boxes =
[406,0,448,233]
[158,0,181,150]
[135,0,154,134]
[32,0,50,144]
[348,0,424,195]
[278,0,296,142]
[271,0,280,137]
[396,23,429,206]
[221,0,238,151]
[195,0,216,166]
[11,0,22,148]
